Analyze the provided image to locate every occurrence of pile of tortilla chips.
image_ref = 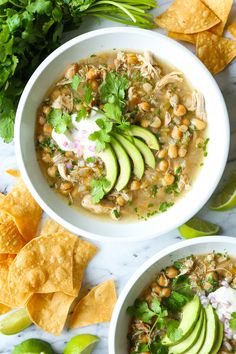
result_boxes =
[0,172,117,335]
[155,0,236,74]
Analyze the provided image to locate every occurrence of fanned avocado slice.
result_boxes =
[162,296,201,346]
[112,133,144,180]
[98,144,118,193]
[198,305,217,354]
[169,308,204,354]
[129,125,159,150]
[133,137,156,169]
[184,310,207,354]
[211,320,224,354]
[110,137,131,191]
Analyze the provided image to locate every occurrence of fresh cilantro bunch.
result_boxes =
[0,0,156,143]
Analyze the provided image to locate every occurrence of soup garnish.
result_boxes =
[35,50,208,220]
[127,252,236,353]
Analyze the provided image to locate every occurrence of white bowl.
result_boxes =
[15,27,229,242]
[109,236,236,353]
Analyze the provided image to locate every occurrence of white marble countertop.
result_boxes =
[1,1,236,353]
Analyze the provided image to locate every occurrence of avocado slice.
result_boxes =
[162,296,201,346]
[133,137,156,169]
[169,308,204,354]
[198,305,217,354]
[210,319,224,354]
[98,144,118,193]
[184,310,207,354]
[110,137,131,191]
[129,125,159,150]
[112,133,144,180]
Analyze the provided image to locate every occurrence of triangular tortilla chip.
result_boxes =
[196,31,236,74]
[155,0,220,34]
[0,303,11,314]
[0,212,25,254]
[228,22,236,38]
[202,0,233,35]
[0,178,42,242]
[27,292,75,336]
[69,280,117,328]
[0,256,15,307]
[168,32,197,44]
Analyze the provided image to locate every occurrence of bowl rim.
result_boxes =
[108,235,236,353]
[14,27,230,242]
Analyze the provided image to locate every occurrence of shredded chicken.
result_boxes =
[164,111,171,126]
[137,51,161,80]
[81,194,114,214]
[52,153,65,164]
[155,71,183,90]
[114,51,126,70]
[57,163,73,182]
[51,94,73,112]
[187,91,207,121]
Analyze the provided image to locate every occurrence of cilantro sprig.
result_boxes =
[47,108,71,134]
[90,177,111,204]
[89,118,112,152]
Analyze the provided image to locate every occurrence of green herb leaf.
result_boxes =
[166,319,183,342]
[71,74,82,91]
[149,342,168,354]
[90,177,111,204]
[47,108,71,134]
[86,157,96,163]
[100,71,129,105]
[89,118,112,152]
[165,291,189,312]
[84,84,93,105]
[76,106,87,122]
[159,202,174,213]
[127,299,156,323]
[103,102,122,121]
[229,312,236,330]
[151,185,158,198]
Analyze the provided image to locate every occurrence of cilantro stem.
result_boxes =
[90,1,137,22]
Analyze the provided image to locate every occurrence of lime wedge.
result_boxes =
[211,171,236,211]
[0,308,32,335]
[178,217,220,239]
[63,334,100,354]
[12,338,54,354]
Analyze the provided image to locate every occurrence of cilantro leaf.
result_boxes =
[47,108,71,134]
[103,102,122,121]
[127,299,156,323]
[90,177,110,204]
[164,291,189,312]
[71,74,82,91]
[229,312,236,330]
[0,91,15,143]
[76,106,87,122]
[166,319,183,342]
[100,71,129,105]
[84,84,93,105]
[149,342,168,354]
[89,118,112,152]
[171,275,194,298]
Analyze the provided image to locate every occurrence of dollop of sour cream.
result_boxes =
[52,108,103,160]
[208,286,236,340]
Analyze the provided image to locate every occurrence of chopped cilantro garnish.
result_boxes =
[90,177,111,204]
[151,185,158,198]
[71,74,82,91]
[39,137,57,151]
[159,202,174,213]
[89,118,112,152]
[86,157,96,163]
[47,108,71,134]
[166,320,183,342]
[84,84,93,105]
[164,291,189,312]
[197,137,209,157]
[229,312,236,330]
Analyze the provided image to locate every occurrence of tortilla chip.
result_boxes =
[0,303,11,314]
[155,0,220,34]
[0,178,42,242]
[202,0,233,35]
[196,31,236,74]
[40,218,68,236]
[27,292,75,336]
[8,232,77,306]
[41,219,98,294]
[0,213,25,254]
[69,280,117,328]
[168,32,197,44]
[6,169,20,177]
[0,257,15,307]
[73,238,98,293]
[228,22,236,38]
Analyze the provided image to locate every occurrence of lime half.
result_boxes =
[178,217,220,239]
[12,338,54,354]
[63,334,100,354]
[0,308,32,335]
[211,171,236,211]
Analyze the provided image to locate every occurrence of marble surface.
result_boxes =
[1,1,236,353]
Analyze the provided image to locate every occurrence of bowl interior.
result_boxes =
[109,237,236,353]
[16,28,229,241]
